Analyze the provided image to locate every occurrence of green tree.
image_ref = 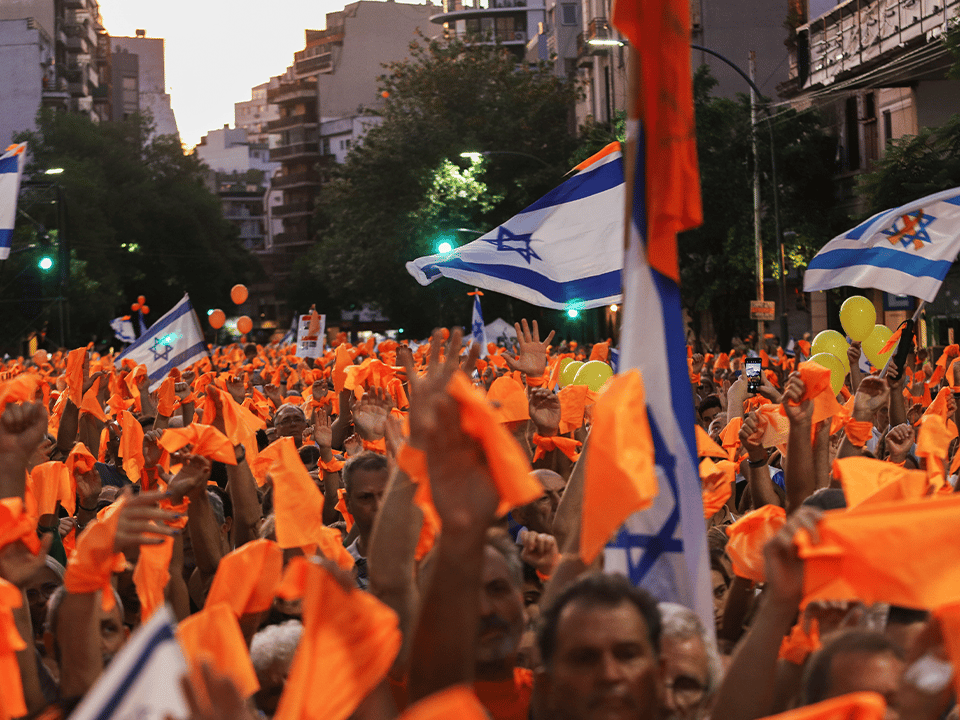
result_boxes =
[860,113,960,214]
[11,110,256,350]
[295,34,579,337]
[680,67,841,347]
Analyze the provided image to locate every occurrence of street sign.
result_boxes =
[750,300,776,321]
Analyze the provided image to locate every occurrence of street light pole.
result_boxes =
[20,178,69,347]
[691,44,790,348]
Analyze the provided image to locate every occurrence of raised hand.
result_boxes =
[0,534,53,587]
[503,319,554,377]
[263,383,284,409]
[885,423,915,463]
[174,381,192,401]
[311,379,327,403]
[781,371,813,424]
[690,353,705,377]
[853,375,892,421]
[142,428,165,469]
[76,467,102,510]
[165,455,213,504]
[113,489,181,555]
[352,386,395,441]
[225,374,246,405]
[847,342,862,372]
[739,410,766,460]
[307,410,334,451]
[518,529,560,578]
[528,388,561,434]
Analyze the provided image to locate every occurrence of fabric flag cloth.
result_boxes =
[109,316,137,344]
[470,290,488,357]
[603,0,712,637]
[756,692,886,720]
[406,143,624,310]
[114,294,208,391]
[804,186,960,301]
[67,606,189,720]
[0,143,27,261]
[176,601,260,698]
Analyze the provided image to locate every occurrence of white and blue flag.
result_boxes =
[804,186,960,302]
[68,605,189,720]
[406,144,624,310]
[470,290,488,357]
[115,294,208,390]
[0,143,27,261]
[603,124,714,638]
[109,316,137,344]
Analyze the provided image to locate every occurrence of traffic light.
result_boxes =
[38,256,53,271]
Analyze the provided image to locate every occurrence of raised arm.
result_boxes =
[781,372,816,513]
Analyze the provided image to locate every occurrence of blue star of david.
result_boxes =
[608,415,685,585]
[484,226,542,264]
[472,318,484,338]
[880,210,935,249]
[149,337,172,362]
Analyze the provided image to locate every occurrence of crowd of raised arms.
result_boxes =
[3,318,960,720]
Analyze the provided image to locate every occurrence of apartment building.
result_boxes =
[110,33,179,138]
[236,79,281,147]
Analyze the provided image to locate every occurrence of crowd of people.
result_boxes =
[0,316,958,720]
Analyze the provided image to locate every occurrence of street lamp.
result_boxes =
[44,168,63,175]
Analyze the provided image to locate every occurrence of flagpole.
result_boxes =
[879,300,925,378]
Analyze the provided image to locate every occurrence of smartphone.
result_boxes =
[745,358,762,394]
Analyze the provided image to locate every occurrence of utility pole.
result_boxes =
[750,51,764,351]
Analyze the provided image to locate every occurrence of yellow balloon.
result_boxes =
[839,295,877,342]
[809,352,846,396]
[862,324,894,369]
[811,330,850,373]
[573,360,613,391]
[559,361,583,388]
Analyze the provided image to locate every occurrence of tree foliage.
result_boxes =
[296,35,580,336]
[11,110,255,350]
[860,113,960,213]
[680,67,842,346]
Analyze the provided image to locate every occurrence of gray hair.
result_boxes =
[658,602,724,695]
[250,619,303,673]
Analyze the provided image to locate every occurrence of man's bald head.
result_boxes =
[514,470,565,534]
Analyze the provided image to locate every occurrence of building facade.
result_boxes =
[430,0,545,57]
[235,79,281,147]
[110,34,179,138]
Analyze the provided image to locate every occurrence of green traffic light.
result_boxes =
[566,308,579,318]
[38,256,53,271]
[437,241,453,254]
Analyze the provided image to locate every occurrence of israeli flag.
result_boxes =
[115,294,208,390]
[0,143,27,261]
[68,605,189,720]
[471,291,487,357]
[110,316,137,344]
[604,123,714,639]
[406,144,624,310]
[805,186,960,302]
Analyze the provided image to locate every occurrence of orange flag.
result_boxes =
[557,384,590,434]
[785,362,842,424]
[177,601,259,698]
[27,461,74,516]
[695,425,728,459]
[332,344,352,394]
[611,0,701,282]
[581,371,657,564]
[119,409,144,483]
[699,458,735,518]
[0,578,27,720]
[64,347,85,406]
[879,325,905,355]
[486,376,530,424]
[206,539,284,617]
[335,488,355,533]
[833,457,928,509]
[755,692,885,720]
[78,376,107,422]
[156,375,177,417]
[132,535,173,621]
[916,414,953,488]
[250,440,285,487]
[201,386,263,465]
[398,686,489,720]
[795,495,960,609]
[274,558,401,720]
[157,424,238,465]
[445,372,542,516]
[0,374,40,415]
[268,437,328,551]
[65,442,96,478]
[531,434,582,462]
[719,417,743,461]
[725,505,786,582]
[0,498,40,554]
[589,342,609,362]
[778,618,821,665]
[64,498,128,610]
[933,602,960,700]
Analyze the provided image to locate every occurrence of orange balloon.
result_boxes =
[137,295,146,305]
[237,315,253,334]
[230,284,248,305]
[209,309,226,330]
[131,303,141,312]
[141,305,150,315]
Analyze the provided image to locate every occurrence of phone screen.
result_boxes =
[745,359,762,392]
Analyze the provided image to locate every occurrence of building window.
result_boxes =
[561,3,577,25]
[883,110,893,145]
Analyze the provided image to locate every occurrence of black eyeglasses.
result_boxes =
[26,582,61,603]
[664,675,707,706]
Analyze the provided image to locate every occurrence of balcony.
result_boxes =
[271,170,321,189]
[267,79,317,105]
[64,0,85,8]
[445,28,529,44]
[295,54,333,75]
[270,142,320,162]
[793,0,960,92]
[272,232,315,248]
[66,35,87,53]
[266,113,318,133]
[273,201,315,218]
